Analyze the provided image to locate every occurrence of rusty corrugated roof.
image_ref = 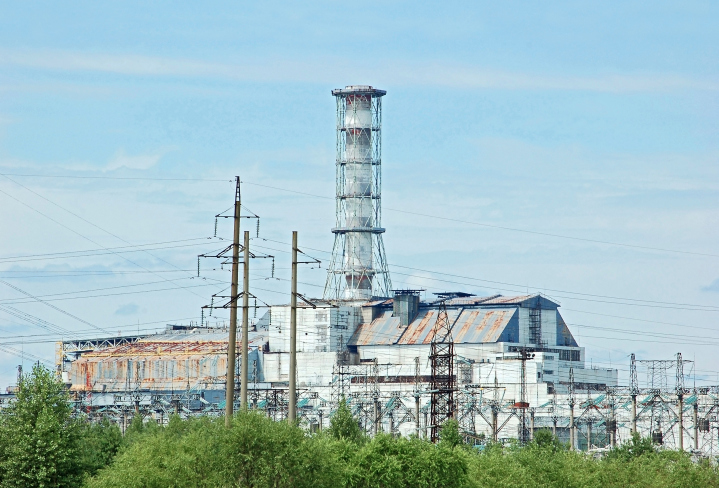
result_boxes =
[349,307,517,346]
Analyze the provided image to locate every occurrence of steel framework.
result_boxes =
[429,299,455,442]
[324,85,391,301]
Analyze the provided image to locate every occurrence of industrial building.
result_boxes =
[44,85,719,454]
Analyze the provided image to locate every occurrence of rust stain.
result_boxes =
[455,310,481,342]
[354,323,371,345]
[400,311,435,345]
[485,311,508,341]
[422,311,446,344]
[84,340,232,358]
[470,311,496,341]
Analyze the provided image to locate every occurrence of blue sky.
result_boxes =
[0,1,717,388]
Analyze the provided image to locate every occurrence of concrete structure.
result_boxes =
[34,84,651,449]
[54,292,617,440]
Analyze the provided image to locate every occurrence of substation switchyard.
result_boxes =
[29,86,719,455]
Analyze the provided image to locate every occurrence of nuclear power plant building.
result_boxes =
[55,86,617,439]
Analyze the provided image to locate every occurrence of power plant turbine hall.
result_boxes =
[324,86,392,301]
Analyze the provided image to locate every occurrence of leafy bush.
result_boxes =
[0,364,84,487]
[328,397,365,445]
[2,375,718,488]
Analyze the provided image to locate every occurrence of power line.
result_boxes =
[0,315,207,341]
[0,280,110,334]
[388,269,719,312]
[248,239,719,312]
[3,174,714,258]
[0,270,195,279]
[0,276,219,303]
[0,242,216,265]
[0,183,209,300]
[0,280,223,305]
[0,173,231,182]
[0,237,212,263]
[240,181,719,259]
[0,305,74,337]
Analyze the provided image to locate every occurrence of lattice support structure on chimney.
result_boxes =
[324,85,392,301]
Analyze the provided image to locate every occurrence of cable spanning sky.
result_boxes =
[0,1,717,388]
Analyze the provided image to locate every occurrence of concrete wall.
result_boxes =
[269,305,362,353]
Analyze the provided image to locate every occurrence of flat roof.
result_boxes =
[332,85,386,97]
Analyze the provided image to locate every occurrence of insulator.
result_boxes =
[256,218,260,237]
[214,217,218,237]
[271,257,275,278]
[209,297,214,316]
[201,309,205,327]
[197,256,200,277]
[254,298,257,318]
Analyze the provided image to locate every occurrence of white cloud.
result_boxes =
[114,303,139,316]
[106,148,168,171]
[0,49,717,94]
[703,279,719,293]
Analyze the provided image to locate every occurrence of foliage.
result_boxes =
[605,432,655,461]
[348,433,469,488]
[439,419,463,449]
[86,412,346,488]
[76,419,124,477]
[529,428,566,452]
[0,364,83,488]
[2,378,718,488]
[327,397,365,445]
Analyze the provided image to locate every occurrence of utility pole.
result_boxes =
[373,358,380,435]
[569,367,576,450]
[676,352,684,451]
[693,393,699,451]
[241,231,250,411]
[608,391,617,448]
[225,177,241,427]
[530,408,535,441]
[552,387,558,438]
[630,353,638,434]
[515,347,533,444]
[492,374,499,442]
[414,356,421,438]
[288,231,298,423]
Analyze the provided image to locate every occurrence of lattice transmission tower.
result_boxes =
[430,298,455,442]
[324,85,392,301]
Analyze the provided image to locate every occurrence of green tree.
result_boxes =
[439,419,463,449]
[77,419,124,477]
[0,364,82,487]
[328,397,364,444]
[529,428,565,452]
[87,412,347,488]
[349,434,469,488]
[605,431,656,461]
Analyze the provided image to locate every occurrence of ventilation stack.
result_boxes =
[324,85,391,301]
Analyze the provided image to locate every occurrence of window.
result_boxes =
[544,370,554,375]
[559,350,580,362]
